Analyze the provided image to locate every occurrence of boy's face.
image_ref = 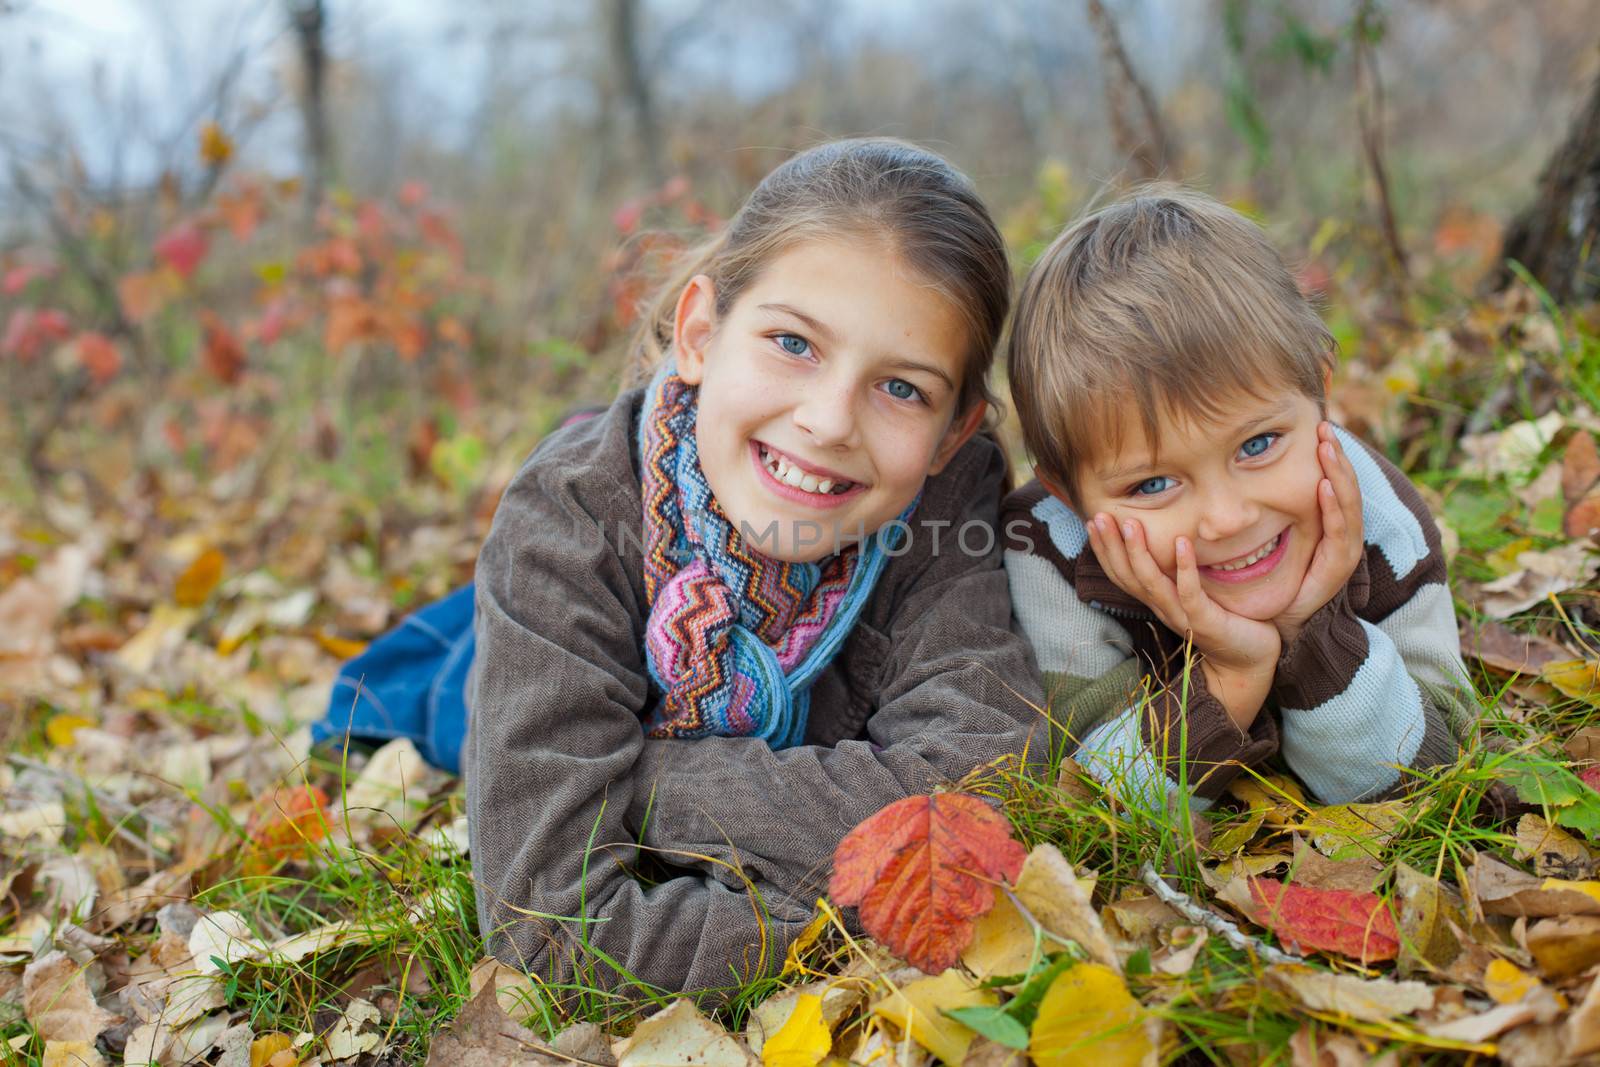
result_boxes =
[1066,388,1327,623]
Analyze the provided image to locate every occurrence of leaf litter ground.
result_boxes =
[3,284,1600,1066]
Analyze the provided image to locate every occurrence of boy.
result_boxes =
[1002,187,1476,810]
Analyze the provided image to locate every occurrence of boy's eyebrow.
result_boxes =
[1093,397,1302,485]
[759,302,956,392]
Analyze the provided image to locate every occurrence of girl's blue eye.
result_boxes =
[1133,476,1174,496]
[885,379,921,402]
[777,334,809,356]
[1239,432,1278,458]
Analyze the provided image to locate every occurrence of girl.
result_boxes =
[321,138,1046,1000]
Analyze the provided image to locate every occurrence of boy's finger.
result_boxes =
[1088,514,1136,589]
[1124,521,1185,621]
[1172,536,1215,621]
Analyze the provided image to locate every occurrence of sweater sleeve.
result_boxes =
[1268,429,1474,803]
[465,452,813,1004]
[1002,486,1277,811]
[622,437,1050,900]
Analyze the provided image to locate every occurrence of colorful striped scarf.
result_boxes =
[636,363,917,748]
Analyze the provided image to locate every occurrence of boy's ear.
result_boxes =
[673,274,716,385]
[1034,467,1070,502]
[928,400,987,475]
[1323,363,1334,399]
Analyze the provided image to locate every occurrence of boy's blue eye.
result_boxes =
[1239,432,1278,458]
[885,379,920,402]
[777,334,809,356]
[1132,475,1174,496]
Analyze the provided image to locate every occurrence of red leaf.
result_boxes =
[74,332,121,385]
[1580,766,1600,793]
[1241,877,1399,964]
[3,263,53,294]
[155,221,209,279]
[2,307,72,361]
[244,785,330,873]
[200,312,246,384]
[830,794,1027,974]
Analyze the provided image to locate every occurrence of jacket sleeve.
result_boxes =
[622,438,1050,900]
[1269,428,1473,804]
[1001,487,1277,811]
[465,454,813,1003]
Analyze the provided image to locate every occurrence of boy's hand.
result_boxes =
[1088,513,1280,730]
[1276,422,1364,645]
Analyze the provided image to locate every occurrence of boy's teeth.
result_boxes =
[1211,534,1279,572]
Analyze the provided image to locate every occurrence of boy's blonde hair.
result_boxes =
[1008,185,1335,507]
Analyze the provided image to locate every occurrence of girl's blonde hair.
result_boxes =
[1008,184,1336,507]
[627,137,1011,427]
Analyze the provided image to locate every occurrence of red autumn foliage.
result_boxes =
[1241,877,1400,964]
[831,793,1028,974]
[74,332,122,385]
[200,312,247,384]
[155,221,210,280]
[2,307,72,360]
[243,784,332,874]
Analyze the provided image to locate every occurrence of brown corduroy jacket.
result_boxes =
[465,384,1047,1000]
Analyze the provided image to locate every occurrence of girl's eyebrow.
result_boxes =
[758,302,955,392]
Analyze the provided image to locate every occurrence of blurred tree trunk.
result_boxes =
[1497,70,1600,304]
[288,0,332,222]
[1085,0,1175,181]
[606,0,663,183]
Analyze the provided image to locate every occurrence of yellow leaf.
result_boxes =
[1227,774,1307,827]
[1542,659,1600,705]
[250,1035,294,1067]
[315,631,369,660]
[872,969,995,1066]
[1483,959,1540,1005]
[1299,801,1407,860]
[1029,963,1155,1067]
[1541,878,1600,908]
[199,122,234,167]
[763,993,830,1067]
[781,906,831,978]
[1486,537,1536,577]
[960,889,1040,982]
[175,548,225,606]
[45,714,93,747]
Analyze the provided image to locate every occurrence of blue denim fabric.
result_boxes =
[312,583,475,774]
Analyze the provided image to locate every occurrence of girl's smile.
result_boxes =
[672,237,984,562]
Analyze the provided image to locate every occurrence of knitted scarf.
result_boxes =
[636,363,917,749]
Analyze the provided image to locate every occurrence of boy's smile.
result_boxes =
[673,237,983,562]
[1068,389,1327,622]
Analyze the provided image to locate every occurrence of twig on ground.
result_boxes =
[1139,861,1303,966]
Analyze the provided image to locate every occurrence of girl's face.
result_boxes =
[673,237,985,563]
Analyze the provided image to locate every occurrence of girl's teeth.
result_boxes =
[760,444,851,496]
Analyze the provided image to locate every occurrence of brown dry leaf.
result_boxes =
[1102,894,1183,945]
[1527,914,1600,977]
[1287,1025,1397,1067]
[1054,757,1096,803]
[1393,861,1463,976]
[1288,834,1384,892]
[22,951,118,1043]
[1420,991,1561,1043]
[423,982,563,1067]
[1465,850,1600,918]
[1459,620,1569,676]
[41,1040,108,1067]
[1264,965,1434,1024]
[1152,926,1208,976]
[1566,489,1600,541]
[961,1036,1025,1067]
[617,999,755,1067]
[1567,726,1600,763]
[1478,542,1600,619]
[1513,813,1596,879]
[466,956,542,1027]
[1568,975,1600,1057]
[1564,430,1600,501]
[1007,844,1120,972]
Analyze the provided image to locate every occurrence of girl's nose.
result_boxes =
[791,384,859,449]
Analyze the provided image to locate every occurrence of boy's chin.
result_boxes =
[1207,584,1298,624]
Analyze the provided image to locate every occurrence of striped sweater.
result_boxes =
[1001,427,1477,810]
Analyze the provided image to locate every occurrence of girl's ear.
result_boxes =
[927,399,987,476]
[673,275,717,385]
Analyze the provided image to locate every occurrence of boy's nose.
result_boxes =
[791,385,860,449]
[1195,490,1260,544]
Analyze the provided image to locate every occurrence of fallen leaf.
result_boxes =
[112,604,200,677]
[1289,834,1384,892]
[188,911,265,974]
[467,956,542,1026]
[1513,813,1595,879]
[323,998,382,1061]
[761,992,830,1067]
[872,969,995,1067]
[1420,998,1554,1043]
[1220,877,1399,964]
[1564,430,1600,501]
[831,794,1026,974]
[1264,964,1435,1023]
[41,1040,107,1067]
[1459,412,1564,479]
[1227,774,1308,828]
[250,1034,294,1067]
[617,999,754,1067]
[341,737,441,832]
[1466,851,1600,917]
[22,951,117,1043]
[1478,542,1599,618]
[1298,802,1407,861]
[1484,959,1544,1005]
[1008,845,1120,971]
[175,548,225,606]
[1286,1025,1396,1067]
[1393,861,1463,976]
[747,982,863,1056]
[1153,926,1208,976]
[1028,962,1155,1067]
[1459,620,1568,675]
[1526,915,1600,977]
[423,981,562,1067]
[1567,971,1600,1056]
[1543,659,1600,705]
